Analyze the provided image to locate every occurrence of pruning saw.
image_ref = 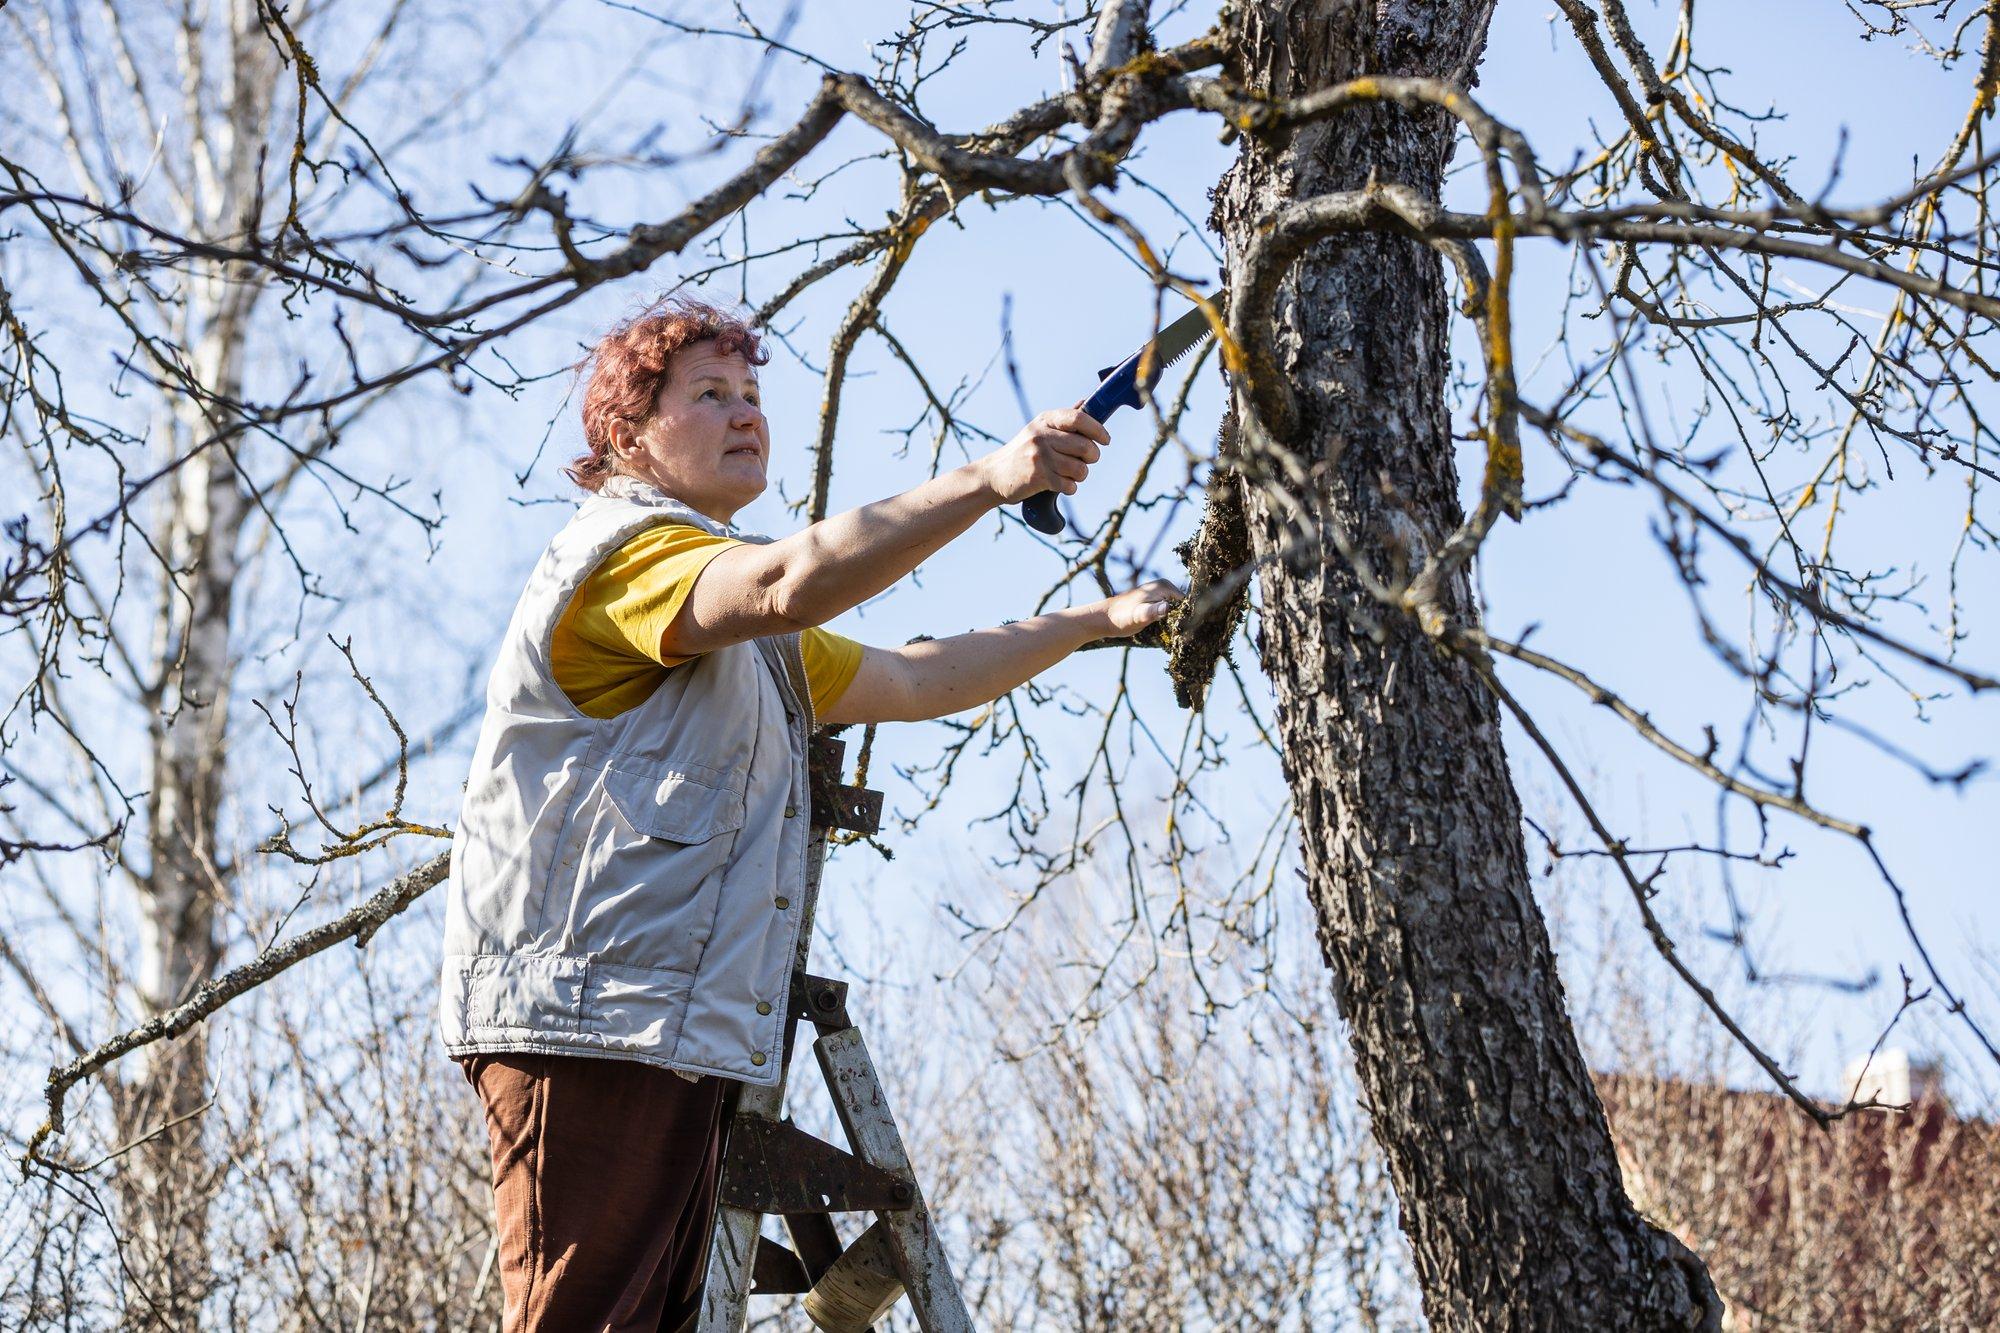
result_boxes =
[1019,304,1215,536]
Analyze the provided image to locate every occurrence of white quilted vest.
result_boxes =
[439,476,813,1086]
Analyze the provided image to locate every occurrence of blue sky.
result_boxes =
[8,0,1991,1110]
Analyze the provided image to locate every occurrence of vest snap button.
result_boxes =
[750,1051,767,1066]
[784,804,797,818]
[756,1001,772,1016]
[775,896,791,910]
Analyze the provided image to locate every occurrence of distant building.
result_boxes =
[1841,1047,1944,1107]
[1597,1051,1997,1331]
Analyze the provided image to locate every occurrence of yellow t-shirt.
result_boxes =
[551,524,864,720]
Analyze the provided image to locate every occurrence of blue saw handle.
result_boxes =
[1019,359,1146,535]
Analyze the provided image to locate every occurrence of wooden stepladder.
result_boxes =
[697,736,973,1333]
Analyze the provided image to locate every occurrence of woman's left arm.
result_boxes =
[820,581,1179,726]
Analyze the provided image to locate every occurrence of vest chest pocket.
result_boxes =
[557,761,748,969]
[599,762,747,844]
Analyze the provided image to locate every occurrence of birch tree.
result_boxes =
[3,0,546,1319]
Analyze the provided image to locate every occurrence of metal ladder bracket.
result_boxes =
[718,1116,915,1215]
[809,734,883,834]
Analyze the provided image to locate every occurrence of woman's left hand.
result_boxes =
[1096,579,1182,637]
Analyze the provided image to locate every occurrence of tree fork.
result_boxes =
[1207,4,1721,1327]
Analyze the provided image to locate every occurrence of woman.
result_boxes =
[440,294,1176,1331]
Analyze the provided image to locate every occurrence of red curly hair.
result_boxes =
[568,294,769,491]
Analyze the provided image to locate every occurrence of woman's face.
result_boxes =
[614,339,771,523]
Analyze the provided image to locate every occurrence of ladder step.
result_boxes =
[749,1239,810,1295]
[801,1220,903,1333]
[785,1208,845,1282]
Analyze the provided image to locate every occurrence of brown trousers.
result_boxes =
[461,1053,735,1333]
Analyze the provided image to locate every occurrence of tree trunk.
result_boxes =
[116,314,250,1322]
[115,3,272,1316]
[1210,5,1720,1328]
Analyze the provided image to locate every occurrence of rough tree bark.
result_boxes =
[1209,4,1721,1328]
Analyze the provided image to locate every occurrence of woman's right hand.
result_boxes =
[975,408,1110,504]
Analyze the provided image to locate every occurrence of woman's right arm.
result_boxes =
[659,408,1108,659]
